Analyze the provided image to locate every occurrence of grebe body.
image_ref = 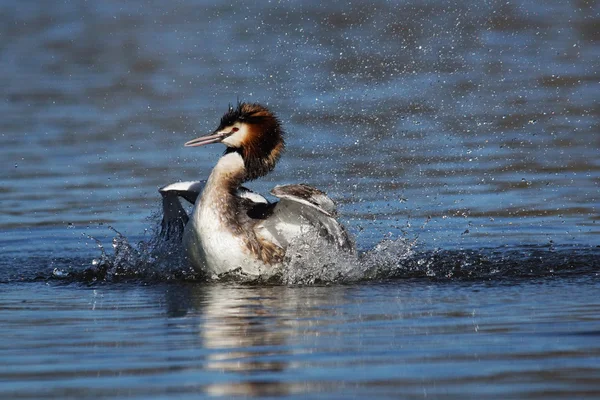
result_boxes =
[159,103,353,278]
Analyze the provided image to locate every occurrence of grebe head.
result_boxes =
[185,102,285,180]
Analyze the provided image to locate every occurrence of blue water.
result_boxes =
[2,278,600,399]
[1,0,599,398]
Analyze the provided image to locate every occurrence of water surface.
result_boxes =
[0,0,599,398]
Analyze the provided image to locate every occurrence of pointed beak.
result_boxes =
[184,131,226,147]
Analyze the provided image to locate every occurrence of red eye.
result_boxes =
[232,127,239,132]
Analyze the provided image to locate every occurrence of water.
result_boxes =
[2,278,599,399]
[1,0,599,398]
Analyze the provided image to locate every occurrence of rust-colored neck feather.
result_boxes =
[241,118,285,181]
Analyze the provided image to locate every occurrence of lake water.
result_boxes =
[1,0,599,398]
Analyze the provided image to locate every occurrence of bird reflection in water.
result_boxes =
[164,284,345,397]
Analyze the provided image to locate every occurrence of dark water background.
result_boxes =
[1,0,599,398]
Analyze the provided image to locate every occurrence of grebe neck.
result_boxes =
[205,151,247,195]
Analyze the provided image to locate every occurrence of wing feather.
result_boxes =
[158,181,205,240]
[257,184,353,250]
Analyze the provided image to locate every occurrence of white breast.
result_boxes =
[182,152,279,278]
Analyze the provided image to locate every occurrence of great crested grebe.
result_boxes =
[159,102,353,278]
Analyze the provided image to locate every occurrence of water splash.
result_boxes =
[277,235,418,284]
[280,235,363,284]
[41,212,599,285]
[62,214,201,283]
[69,216,417,284]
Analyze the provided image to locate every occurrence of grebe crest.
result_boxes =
[186,102,285,181]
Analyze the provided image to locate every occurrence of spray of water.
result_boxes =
[70,211,418,284]
[54,210,597,285]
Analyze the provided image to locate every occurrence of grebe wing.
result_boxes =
[270,184,337,216]
[236,186,269,204]
[256,184,353,251]
[158,180,205,240]
[159,180,205,204]
[159,182,268,242]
